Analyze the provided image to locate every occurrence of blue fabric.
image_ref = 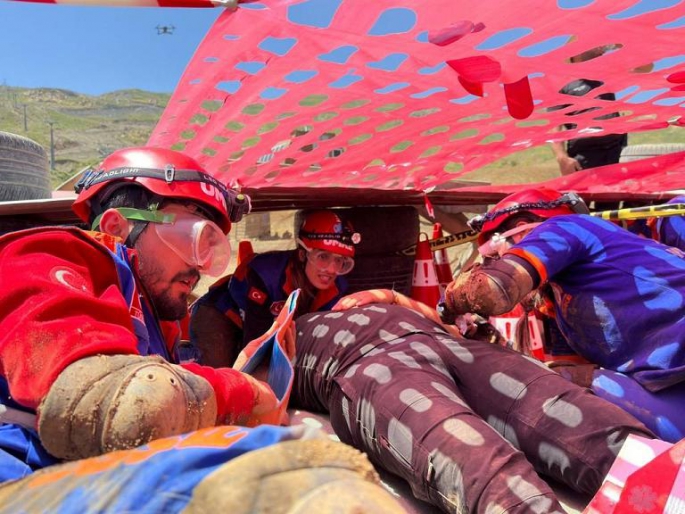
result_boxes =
[592,368,685,443]
[656,195,685,251]
[200,250,346,324]
[239,291,299,403]
[512,214,685,392]
[0,424,59,482]
[0,425,302,514]
[0,241,175,484]
[227,251,292,316]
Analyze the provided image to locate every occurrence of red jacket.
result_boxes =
[0,227,254,423]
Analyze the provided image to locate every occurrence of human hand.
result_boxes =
[454,313,480,337]
[280,323,296,363]
[233,321,296,373]
[242,374,289,426]
[332,289,395,311]
[557,156,582,175]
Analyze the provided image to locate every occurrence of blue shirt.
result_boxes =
[508,214,685,392]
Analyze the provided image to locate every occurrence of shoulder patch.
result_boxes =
[50,266,91,293]
[248,287,267,305]
[270,301,286,316]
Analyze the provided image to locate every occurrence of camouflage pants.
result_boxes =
[292,304,654,514]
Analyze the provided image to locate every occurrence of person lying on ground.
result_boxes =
[0,147,283,482]
[288,289,655,514]
[440,187,685,442]
[190,209,360,367]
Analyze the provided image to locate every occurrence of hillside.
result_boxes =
[0,86,169,187]
[1,85,684,189]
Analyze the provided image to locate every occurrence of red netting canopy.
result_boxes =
[25,0,685,206]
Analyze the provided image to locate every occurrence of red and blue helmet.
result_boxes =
[297,210,360,258]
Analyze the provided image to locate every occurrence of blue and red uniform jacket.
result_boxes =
[197,250,347,344]
[505,214,685,393]
[0,227,255,481]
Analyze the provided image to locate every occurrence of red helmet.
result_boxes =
[72,147,250,234]
[473,188,588,244]
[297,210,360,258]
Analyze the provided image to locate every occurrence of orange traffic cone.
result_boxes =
[432,223,454,290]
[410,232,442,308]
[236,240,255,267]
[488,304,546,361]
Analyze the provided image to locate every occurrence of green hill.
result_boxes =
[1,85,683,189]
[0,86,169,187]
[467,126,685,185]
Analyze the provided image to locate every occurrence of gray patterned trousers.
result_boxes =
[291,304,654,514]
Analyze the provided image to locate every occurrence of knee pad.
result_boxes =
[38,354,217,460]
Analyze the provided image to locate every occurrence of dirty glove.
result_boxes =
[38,354,217,460]
[443,257,536,318]
[186,438,407,514]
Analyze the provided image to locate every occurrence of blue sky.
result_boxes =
[0,2,221,95]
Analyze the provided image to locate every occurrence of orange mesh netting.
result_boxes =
[23,0,685,200]
[148,0,685,200]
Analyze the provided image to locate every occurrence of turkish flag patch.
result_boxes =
[248,287,267,305]
[270,301,285,316]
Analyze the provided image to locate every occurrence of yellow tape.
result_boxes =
[591,203,685,221]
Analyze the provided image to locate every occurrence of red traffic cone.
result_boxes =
[432,223,454,290]
[410,232,442,308]
[237,240,255,267]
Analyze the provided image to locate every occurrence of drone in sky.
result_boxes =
[156,25,176,36]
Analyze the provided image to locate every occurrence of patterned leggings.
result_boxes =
[292,304,654,514]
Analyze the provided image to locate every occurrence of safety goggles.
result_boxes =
[111,207,230,277]
[305,248,355,275]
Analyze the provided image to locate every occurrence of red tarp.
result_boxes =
[146,0,685,201]
[12,0,685,202]
[9,0,220,7]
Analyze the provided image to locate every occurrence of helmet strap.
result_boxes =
[125,221,149,248]
[470,192,588,232]
[295,238,311,252]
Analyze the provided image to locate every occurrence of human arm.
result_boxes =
[0,229,143,410]
[442,256,539,318]
[0,229,277,456]
[36,352,277,460]
[550,137,581,176]
[333,289,463,337]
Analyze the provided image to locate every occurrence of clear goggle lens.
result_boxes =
[154,214,230,277]
[306,248,355,275]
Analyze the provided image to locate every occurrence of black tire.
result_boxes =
[295,206,419,255]
[346,253,415,296]
[295,206,419,294]
[619,143,685,163]
[0,131,51,201]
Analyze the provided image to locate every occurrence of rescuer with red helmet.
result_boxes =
[0,146,287,481]
[190,209,360,368]
[440,187,685,442]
